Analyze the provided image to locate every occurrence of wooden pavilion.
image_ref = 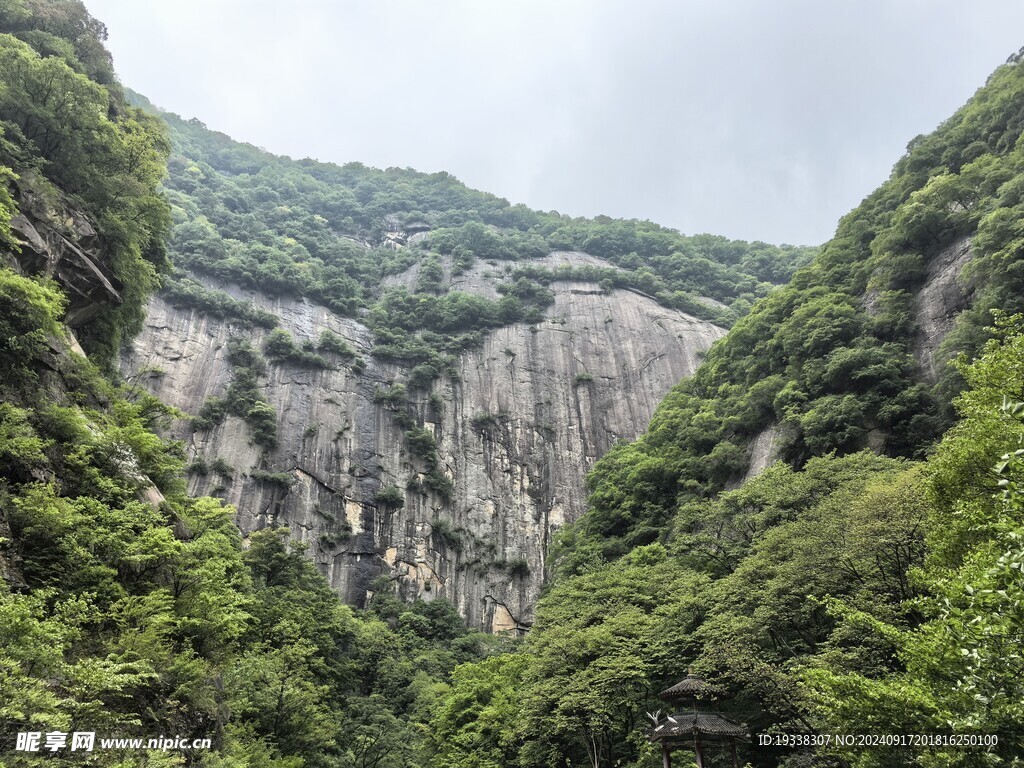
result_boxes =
[647,670,749,768]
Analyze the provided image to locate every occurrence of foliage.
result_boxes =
[263,328,330,369]
[0,7,171,363]
[160,274,279,329]
[374,484,405,508]
[0,267,65,390]
[247,469,295,489]
[192,338,278,450]
[317,328,357,360]
[405,427,453,500]
[471,412,506,433]
[374,382,409,409]
[0,165,18,248]
[516,545,709,768]
[801,318,1024,767]
[427,654,529,768]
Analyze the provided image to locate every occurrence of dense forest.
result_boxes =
[2,1,1024,766]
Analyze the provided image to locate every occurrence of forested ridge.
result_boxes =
[561,47,1024,566]
[2,0,1024,766]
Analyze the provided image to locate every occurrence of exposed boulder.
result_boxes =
[4,181,122,326]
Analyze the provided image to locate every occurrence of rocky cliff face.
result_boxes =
[739,238,980,488]
[123,251,724,631]
[913,236,976,383]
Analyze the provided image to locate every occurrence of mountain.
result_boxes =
[0,4,532,765]
[120,103,812,631]
[5,1,1024,766]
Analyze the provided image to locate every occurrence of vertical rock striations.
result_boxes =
[123,252,724,630]
[913,236,975,384]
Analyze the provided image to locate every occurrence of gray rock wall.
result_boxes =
[123,252,724,631]
[914,236,975,383]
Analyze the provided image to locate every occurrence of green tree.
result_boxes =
[428,654,528,768]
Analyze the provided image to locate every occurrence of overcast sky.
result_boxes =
[84,1,1024,246]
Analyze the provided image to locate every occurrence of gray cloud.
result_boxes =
[85,0,1024,245]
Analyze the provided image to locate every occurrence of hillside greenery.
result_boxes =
[0,0,171,363]
[430,317,1024,768]
[559,50,1024,566]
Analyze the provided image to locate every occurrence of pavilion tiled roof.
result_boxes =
[648,711,749,742]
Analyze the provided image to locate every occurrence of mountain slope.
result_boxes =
[125,254,723,631]
[561,48,1024,568]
